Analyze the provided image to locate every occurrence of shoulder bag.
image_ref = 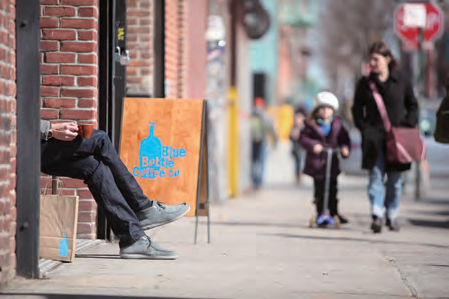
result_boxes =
[368,80,426,164]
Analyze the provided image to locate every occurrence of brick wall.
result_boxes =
[0,0,17,286]
[39,0,99,239]
[165,0,186,98]
[126,0,153,96]
[126,0,188,98]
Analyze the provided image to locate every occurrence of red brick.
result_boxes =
[61,88,95,98]
[41,64,59,74]
[43,29,76,40]
[60,109,95,120]
[61,18,96,29]
[45,52,76,63]
[40,40,59,51]
[78,53,97,64]
[44,7,76,17]
[40,0,59,4]
[78,98,97,108]
[44,98,77,108]
[60,178,86,188]
[77,77,96,87]
[61,65,96,76]
[77,212,96,223]
[61,41,96,52]
[76,223,95,235]
[78,7,98,18]
[60,189,76,196]
[40,109,59,119]
[41,86,59,97]
[43,76,75,86]
[78,30,97,41]
[61,0,98,5]
[78,200,96,211]
[40,17,59,28]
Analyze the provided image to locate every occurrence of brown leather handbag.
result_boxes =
[369,81,426,164]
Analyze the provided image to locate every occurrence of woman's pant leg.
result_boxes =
[41,139,145,248]
[384,171,403,220]
[368,149,386,219]
[73,130,151,212]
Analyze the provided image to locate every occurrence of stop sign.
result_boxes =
[395,2,444,50]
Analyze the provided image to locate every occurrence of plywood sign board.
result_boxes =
[120,98,209,217]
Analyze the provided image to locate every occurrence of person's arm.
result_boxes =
[402,79,418,127]
[338,126,351,158]
[40,120,79,141]
[298,126,320,153]
[351,78,366,132]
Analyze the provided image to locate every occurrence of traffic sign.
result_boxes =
[395,2,444,51]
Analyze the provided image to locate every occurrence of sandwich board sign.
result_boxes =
[120,98,210,243]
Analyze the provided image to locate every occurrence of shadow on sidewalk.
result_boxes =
[263,233,449,250]
[407,218,449,229]
[0,294,226,299]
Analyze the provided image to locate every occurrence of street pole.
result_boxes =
[415,27,424,200]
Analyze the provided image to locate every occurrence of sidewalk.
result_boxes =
[2,143,449,299]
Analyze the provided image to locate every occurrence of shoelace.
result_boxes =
[156,201,167,209]
[143,236,152,249]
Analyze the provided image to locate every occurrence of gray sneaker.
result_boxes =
[137,201,190,230]
[120,236,178,259]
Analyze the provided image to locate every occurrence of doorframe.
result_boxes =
[97,0,127,240]
[15,0,41,278]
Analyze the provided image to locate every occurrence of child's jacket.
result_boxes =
[299,117,351,180]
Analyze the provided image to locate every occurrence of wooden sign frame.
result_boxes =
[120,98,210,243]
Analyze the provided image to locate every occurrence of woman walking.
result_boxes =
[352,41,418,233]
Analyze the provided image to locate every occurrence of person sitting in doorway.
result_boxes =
[40,120,190,259]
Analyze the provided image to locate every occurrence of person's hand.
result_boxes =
[313,144,323,154]
[341,146,349,158]
[51,122,78,141]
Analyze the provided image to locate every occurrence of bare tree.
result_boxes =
[317,0,397,90]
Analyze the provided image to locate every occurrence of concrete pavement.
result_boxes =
[2,142,448,299]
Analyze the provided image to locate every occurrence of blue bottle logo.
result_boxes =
[133,121,187,179]
[139,122,162,177]
[59,234,69,257]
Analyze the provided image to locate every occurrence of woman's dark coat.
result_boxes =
[352,70,418,171]
[299,117,351,179]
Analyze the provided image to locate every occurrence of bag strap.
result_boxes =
[368,80,392,132]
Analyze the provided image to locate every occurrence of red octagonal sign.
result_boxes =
[395,2,444,51]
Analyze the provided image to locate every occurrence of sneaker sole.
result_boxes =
[141,205,191,230]
[120,253,178,260]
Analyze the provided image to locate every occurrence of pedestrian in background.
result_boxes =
[299,92,351,225]
[289,106,307,184]
[250,97,278,190]
[352,41,418,233]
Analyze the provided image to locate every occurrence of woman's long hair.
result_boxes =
[369,42,397,70]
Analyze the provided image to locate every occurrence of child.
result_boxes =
[299,91,351,226]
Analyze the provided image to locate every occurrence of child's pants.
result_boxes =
[314,178,338,216]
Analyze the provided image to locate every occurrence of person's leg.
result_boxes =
[385,171,403,230]
[314,179,325,215]
[74,130,151,212]
[70,131,190,229]
[41,139,144,248]
[328,178,338,216]
[368,149,386,233]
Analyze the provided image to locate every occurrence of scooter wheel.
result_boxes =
[333,215,341,229]
[309,215,317,228]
